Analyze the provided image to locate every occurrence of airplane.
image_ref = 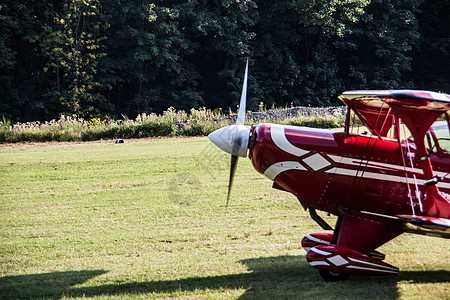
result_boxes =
[208,60,450,281]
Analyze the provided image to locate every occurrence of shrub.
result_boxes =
[184,122,206,136]
[136,120,176,137]
[0,106,346,143]
[285,116,345,128]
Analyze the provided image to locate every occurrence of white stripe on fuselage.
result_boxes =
[328,155,423,175]
[263,161,450,190]
[264,124,450,190]
[270,124,310,157]
[264,161,307,180]
[325,167,424,185]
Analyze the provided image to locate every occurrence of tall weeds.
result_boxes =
[0,107,345,143]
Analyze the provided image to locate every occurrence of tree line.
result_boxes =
[1,0,449,122]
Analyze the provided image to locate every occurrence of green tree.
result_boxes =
[0,0,62,121]
[178,0,257,110]
[337,0,423,90]
[411,0,450,92]
[249,0,370,107]
[40,0,108,117]
[0,1,19,120]
[99,1,202,116]
[1,0,449,123]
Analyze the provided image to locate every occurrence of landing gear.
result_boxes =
[305,244,399,281]
[318,269,351,282]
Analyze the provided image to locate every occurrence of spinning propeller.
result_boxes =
[208,59,251,206]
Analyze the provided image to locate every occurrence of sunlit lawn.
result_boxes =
[0,138,449,299]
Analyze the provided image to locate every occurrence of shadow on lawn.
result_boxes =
[1,256,449,299]
[0,270,107,299]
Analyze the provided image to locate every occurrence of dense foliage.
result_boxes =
[1,0,449,122]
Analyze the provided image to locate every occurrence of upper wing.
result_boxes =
[340,90,450,109]
[339,90,450,138]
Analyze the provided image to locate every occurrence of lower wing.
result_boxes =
[361,211,450,239]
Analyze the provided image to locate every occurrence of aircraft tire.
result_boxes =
[318,269,351,282]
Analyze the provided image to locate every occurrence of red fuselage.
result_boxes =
[248,123,450,217]
[208,89,450,279]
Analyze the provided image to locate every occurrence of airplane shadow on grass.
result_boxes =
[1,255,449,299]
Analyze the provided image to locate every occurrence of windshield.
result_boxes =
[346,109,450,154]
[427,122,450,154]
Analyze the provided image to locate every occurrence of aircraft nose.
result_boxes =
[208,125,251,157]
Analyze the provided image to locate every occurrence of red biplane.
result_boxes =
[208,61,450,281]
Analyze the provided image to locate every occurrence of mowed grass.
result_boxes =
[0,138,449,299]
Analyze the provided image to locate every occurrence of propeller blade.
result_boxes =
[236,58,249,126]
[226,155,239,207]
[208,59,250,207]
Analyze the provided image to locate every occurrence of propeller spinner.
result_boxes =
[208,59,252,205]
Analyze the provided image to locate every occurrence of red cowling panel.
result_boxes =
[306,245,399,275]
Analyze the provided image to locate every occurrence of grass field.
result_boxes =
[1,137,449,299]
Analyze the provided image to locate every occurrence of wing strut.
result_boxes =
[309,207,333,230]
[397,118,423,214]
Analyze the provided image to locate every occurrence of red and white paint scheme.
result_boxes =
[301,233,332,252]
[306,244,399,281]
[208,62,450,281]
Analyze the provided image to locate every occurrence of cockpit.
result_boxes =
[427,122,450,156]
